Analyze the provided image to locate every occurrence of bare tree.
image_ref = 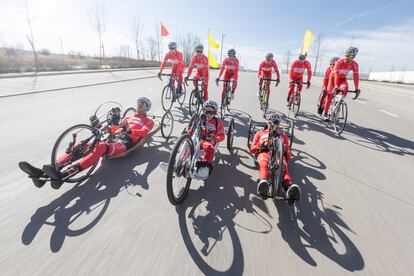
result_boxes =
[131,15,144,60]
[20,0,39,71]
[177,33,202,65]
[146,35,157,61]
[88,0,107,68]
[310,33,326,76]
[118,44,131,59]
[155,26,161,62]
[283,49,292,74]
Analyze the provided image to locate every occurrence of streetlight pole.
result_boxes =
[219,34,226,65]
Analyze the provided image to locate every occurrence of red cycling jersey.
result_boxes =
[258,60,280,79]
[218,57,239,81]
[186,54,208,77]
[200,117,225,163]
[322,66,333,91]
[160,50,184,72]
[289,60,312,82]
[333,58,359,89]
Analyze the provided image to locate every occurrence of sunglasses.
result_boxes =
[196,50,203,53]
[205,110,215,115]
[169,48,175,50]
[137,102,149,108]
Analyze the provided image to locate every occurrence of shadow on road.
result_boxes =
[21,141,170,253]
[276,149,365,271]
[176,147,271,275]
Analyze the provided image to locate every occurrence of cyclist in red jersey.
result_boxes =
[216,49,239,100]
[258,53,281,97]
[158,41,185,94]
[249,112,300,202]
[318,56,340,115]
[288,53,312,105]
[323,47,360,121]
[185,44,209,100]
[19,98,154,189]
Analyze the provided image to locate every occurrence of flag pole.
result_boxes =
[219,34,225,66]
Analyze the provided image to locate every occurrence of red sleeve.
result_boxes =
[131,119,154,138]
[215,119,225,142]
[258,61,263,78]
[323,67,330,89]
[218,59,226,77]
[289,61,295,81]
[186,56,195,77]
[249,131,261,153]
[160,53,169,72]
[353,61,359,89]
[272,61,280,79]
[333,61,340,88]
[306,61,312,82]
[178,52,184,67]
[234,59,239,80]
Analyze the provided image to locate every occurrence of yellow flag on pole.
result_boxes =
[301,29,315,55]
[208,30,220,68]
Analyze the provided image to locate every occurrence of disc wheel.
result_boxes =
[161,111,174,139]
[51,124,99,183]
[270,138,284,198]
[166,134,194,205]
[161,84,174,111]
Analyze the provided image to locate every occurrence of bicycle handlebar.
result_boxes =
[185,77,204,86]
[290,81,308,84]
[336,89,360,100]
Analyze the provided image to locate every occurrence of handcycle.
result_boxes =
[247,115,296,204]
[258,78,279,113]
[317,89,360,135]
[186,77,205,116]
[159,73,187,111]
[287,81,308,118]
[216,79,235,118]
[46,101,174,185]
[166,113,235,205]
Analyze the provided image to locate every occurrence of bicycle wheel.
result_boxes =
[264,88,270,112]
[189,89,199,116]
[161,85,174,111]
[122,107,136,118]
[227,118,235,153]
[293,93,301,117]
[177,83,187,106]
[333,101,348,135]
[161,111,174,139]
[166,134,194,205]
[286,120,294,148]
[51,124,99,183]
[270,138,284,198]
[247,119,254,148]
[220,91,227,118]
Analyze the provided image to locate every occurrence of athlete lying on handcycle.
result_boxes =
[249,112,300,203]
[19,97,155,189]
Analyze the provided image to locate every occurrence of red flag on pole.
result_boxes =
[161,22,169,37]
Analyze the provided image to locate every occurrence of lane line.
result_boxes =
[355,100,367,105]
[378,109,399,118]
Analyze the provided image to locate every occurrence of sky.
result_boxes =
[0,0,413,72]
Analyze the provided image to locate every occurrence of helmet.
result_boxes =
[203,100,218,112]
[330,56,340,64]
[137,97,152,110]
[227,48,236,57]
[345,47,358,57]
[299,53,307,61]
[264,112,282,124]
[168,41,177,50]
[265,53,274,60]
[195,44,204,52]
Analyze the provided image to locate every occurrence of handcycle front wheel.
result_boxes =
[51,124,99,183]
[161,111,174,139]
[166,134,194,205]
[122,107,136,118]
[161,84,174,111]
[227,118,235,153]
[270,138,284,200]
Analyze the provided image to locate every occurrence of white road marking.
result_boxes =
[356,100,366,105]
[378,109,399,118]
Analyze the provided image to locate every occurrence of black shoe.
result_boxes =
[286,184,301,205]
[19,161,47,188]
[317,106,323,115]
[287,96,290,102]
[42,165,63,189]
[257,179,270,198]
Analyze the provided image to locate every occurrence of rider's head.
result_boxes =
[136,97,152,114]
[265,53,274,63]
[168,41,177,53]
[195,44,204,56]
[264,112,282,131]
[330,56,340,67]
[298,52,307,62]
[345,47,358,63]
[227,48,236,60]
[203,100,218,120]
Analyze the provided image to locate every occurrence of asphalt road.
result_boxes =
[0,69,413,275]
